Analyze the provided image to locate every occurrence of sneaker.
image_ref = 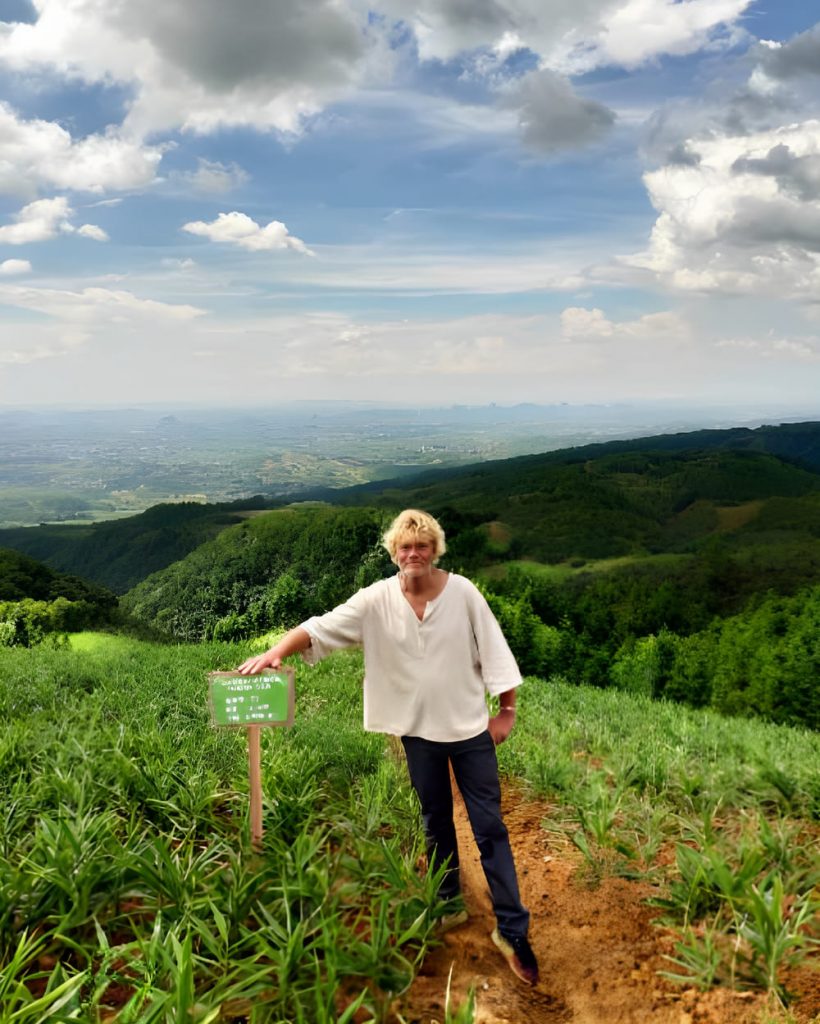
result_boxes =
[491,928,539,985]
[438,908,469,934]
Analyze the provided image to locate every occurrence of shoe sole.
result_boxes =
[491,928,539,986]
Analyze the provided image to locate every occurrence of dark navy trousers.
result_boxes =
[401,730,530,939]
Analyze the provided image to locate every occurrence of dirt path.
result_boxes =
[393,781,819,1024]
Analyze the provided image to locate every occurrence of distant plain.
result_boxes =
[2,401,815,528]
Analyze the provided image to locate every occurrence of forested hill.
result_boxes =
[4,422,820,729]
[119,445,820,635]
[0,498,268,594]
[305,419,820,505]
[0,547,116,644]
[0,548,115,605]
[340,447,820,564]
[530,418,820,469]
[1,420,818,595]
[117,446,820,728]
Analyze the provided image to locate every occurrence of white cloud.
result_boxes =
[770,336,819,361]
[0,196,111,245]
[560,306,689,342]
[77,223,109,241]
[0,282,206,323]
[715,337,760,351]
[591,0,751,70]
[198,311,554,380]
[161,257,197,271]
[0,196,73,243]
[0,0,755,149]
[259,235,590,294]
[0,327,90,366]
[0,282,206,370]
[0,102,162,197]
[375,0,751,72]
[561,306,613,338]
[192,307,695,387]
[716,332,820,361]
[0,0,371,139]
[182,211,314,255]
[2,297,817,405]
[0,258,32,275]
[627,120,820,299]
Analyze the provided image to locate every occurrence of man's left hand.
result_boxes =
[488,710,515,745]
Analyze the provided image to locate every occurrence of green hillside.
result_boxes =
[120,505,390,643]
[0,547,115,604]
[1,636,817,1019]
[0,498,270,594]
[4,423,820,730]
[368,448,820,563]
[0,547,117,645]
[110,442,820,731]
[2,421,818,594]
[118,448,820,641]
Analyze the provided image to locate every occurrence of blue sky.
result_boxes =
[0,0,819,408]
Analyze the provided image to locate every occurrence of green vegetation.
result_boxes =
[0,501,270,594]
[481,559,820,730]
[3,420,820,1020]
[0,548,117,647]
[497,678,820,1005]
[0,548,116,606]
[366,448,820,565]
[608,586,820,729]
[112,464,820,730]
[1,638,817,1020]
[0,639,444,1022]
[7,428,818,728]
[121,506,392,643]
[4,423,820,593]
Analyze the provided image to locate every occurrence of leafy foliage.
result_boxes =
[0,547,115,605]
[121,506,392,642]
[0,500,267,594]
[0,548,117,646]
[2,637,818,1017]
[0,639,444,1021]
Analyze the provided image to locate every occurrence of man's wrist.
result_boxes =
[499,705,516,714]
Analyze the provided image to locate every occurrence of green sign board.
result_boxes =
[208,668,295,728]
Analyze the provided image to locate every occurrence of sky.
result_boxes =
[0,0,819,409]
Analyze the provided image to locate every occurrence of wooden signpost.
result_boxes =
[208,668,295,849]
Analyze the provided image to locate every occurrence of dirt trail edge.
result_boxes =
[393,780,819,1024]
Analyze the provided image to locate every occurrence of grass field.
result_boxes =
[480,552,692,582]
[1,635,818,1022]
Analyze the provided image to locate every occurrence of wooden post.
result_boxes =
[248,725,263,850]
[207,669,295,851]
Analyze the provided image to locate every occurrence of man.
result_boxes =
[238,508,538,984]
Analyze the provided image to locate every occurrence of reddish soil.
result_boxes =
[393,782,820,1024]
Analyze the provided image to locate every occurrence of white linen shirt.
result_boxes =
[300,572,522,742]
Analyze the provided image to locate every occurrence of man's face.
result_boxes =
[396,535,435,576]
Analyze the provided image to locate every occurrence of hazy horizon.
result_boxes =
[2,397,819,420]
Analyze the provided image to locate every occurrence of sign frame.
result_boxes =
[207,668,295,729]
[207,666,296,850]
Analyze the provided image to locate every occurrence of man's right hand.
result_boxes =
[237,650,282,675]
[236,626,311,675]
